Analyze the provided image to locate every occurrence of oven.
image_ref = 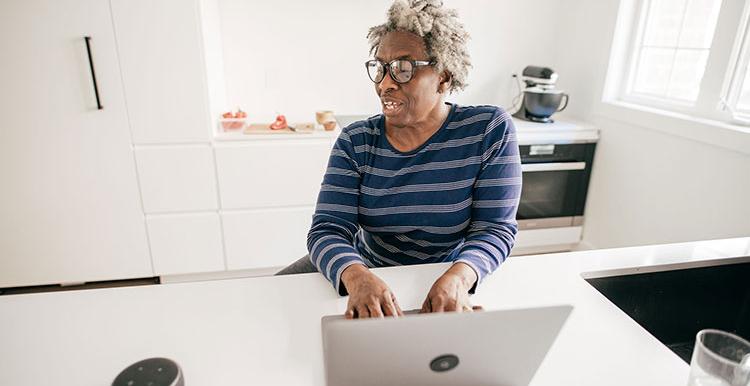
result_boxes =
[517,142,596,230]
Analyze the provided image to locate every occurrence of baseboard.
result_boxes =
[159,266,283,284]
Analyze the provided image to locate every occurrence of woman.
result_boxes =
[277,0,521,319]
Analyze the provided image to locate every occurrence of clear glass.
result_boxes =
[736,64,750,113]
[391,60,413,82]
[366,60,386,83]
[630,0,723,103]
[366,60,414,83]
[667,49,710,101]
[678,0,722,48]
[365,59,434,84]
[643,0,686,46]
[687,329,750,386]
[633,47,674,95]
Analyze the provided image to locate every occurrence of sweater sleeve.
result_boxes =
[307,129,367,296]
[453,108,522,292]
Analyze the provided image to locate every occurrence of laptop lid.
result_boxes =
[321,305,573,386]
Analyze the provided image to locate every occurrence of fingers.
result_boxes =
[420,298,430,314]
[382,295,399,317]
[355,304,370,319]
[348,293,483,318]
[350,294,403,319]
[368,302,385,318]
[457,304,484,312]
[431,297,446,313]
[421,294,481,314]
[393,295,404,317]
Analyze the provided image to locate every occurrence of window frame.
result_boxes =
[719,0,750,124]
[623,0,715,108]
[610,0,749,126]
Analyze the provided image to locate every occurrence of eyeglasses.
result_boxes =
[365,59,436,84]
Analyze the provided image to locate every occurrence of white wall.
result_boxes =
[216,0,566,122]
[214,0,750,249]
[553,0,750,248]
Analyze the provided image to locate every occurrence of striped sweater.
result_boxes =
[307,103,522,295]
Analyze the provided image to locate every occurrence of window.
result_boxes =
[608,0,750,126]
[722,7,750,122]
[629,0,723,104]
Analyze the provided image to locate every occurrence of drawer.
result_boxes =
[147,212,225,275]
[222,207,314,270]
[135,145,218,213]
[215,140,331,209]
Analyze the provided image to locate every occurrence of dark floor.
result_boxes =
[0,277,160,296]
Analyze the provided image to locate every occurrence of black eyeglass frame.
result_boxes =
[365,59,436,84]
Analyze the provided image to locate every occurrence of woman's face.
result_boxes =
[374,31,446,128]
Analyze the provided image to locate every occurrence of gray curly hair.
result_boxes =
[367,0,471,93]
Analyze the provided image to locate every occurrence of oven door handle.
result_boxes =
[521,162,587,172]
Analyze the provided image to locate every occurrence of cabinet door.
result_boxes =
[147,213,225,275]
[222,207,314,270]
[215,140,331,209]
[0,0,151,287]
[111,0,212,144]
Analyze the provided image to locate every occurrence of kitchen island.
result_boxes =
[1,237,749,385]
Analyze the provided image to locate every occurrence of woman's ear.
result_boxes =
[438,71,451,94]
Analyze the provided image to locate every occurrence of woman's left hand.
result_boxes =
[420,262,482,313]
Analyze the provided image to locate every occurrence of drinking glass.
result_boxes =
[687,329,750,386]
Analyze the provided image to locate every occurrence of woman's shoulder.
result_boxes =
[452,104,507,117]
[448,104,510,131]
[333,114,383,152]
[340,114,383,138]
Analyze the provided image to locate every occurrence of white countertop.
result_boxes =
[210,117,597,145]
[1,237,749,385]
[513,117,599,145]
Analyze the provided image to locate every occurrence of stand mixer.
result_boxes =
[512,66,569,123]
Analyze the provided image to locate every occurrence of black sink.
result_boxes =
[585,260,750,363]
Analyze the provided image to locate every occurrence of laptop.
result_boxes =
[321,305,572,386]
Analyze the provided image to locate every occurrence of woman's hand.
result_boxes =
[341,264,404,319]
[420,262,483,313]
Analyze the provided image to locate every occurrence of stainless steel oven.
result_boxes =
[517,143,596,230]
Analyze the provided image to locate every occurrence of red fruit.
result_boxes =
[269,115,288,130]
[234,110,247,119]
[222,111,234,119]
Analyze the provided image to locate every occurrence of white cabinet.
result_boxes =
[0,0,339,285]
[222,207,314,270]
[111,0,212,144]
[147,213,225,275]
[215,139,332,270]
[0,0,151,287]
[113,0,223,277]
[135,146,219,213]
[215,140,331,209]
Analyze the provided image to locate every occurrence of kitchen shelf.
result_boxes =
[213,129,340,142]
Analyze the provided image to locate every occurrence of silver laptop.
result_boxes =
[321,305,572,386]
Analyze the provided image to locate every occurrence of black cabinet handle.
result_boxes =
[84,36,103,110]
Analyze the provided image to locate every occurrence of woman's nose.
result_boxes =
[378,69,399,93]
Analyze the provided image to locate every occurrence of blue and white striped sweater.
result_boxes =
[307,103,522,295]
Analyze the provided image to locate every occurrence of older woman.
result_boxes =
[277,0,521,319]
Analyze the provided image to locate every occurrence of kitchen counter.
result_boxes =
[211,117,599,145]
[513,117,599,145]
[1,237,749,385]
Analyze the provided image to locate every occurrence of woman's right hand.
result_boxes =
[340,264,404,319]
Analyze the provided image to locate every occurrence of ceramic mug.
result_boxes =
[316,110,336,131]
